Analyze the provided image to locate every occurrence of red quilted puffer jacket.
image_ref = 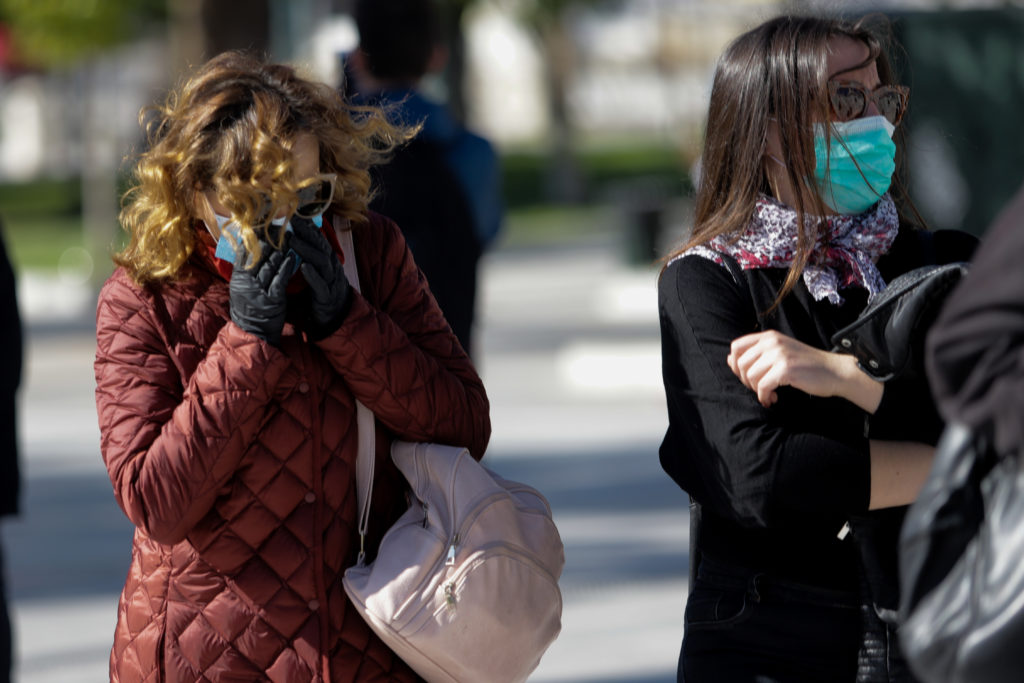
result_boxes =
[94,213,491,682]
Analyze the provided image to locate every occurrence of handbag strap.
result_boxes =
[333,217,376,565]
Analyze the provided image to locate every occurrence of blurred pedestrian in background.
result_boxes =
[0,219,22,683]
[658,14,974,682]
[342,0,503,358]
[94,50,489,682]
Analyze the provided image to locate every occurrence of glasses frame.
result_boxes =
[294,173,338,219]
[828,81,910,126]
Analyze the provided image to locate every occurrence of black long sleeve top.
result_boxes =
[659,226,976,592]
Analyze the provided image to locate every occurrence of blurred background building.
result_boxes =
[2,0,1023,286]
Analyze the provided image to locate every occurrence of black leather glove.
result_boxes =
[229,238,296,347]
[289,216,352,340]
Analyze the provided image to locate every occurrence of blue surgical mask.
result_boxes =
[812,115,896,215]
[208,213,323,263]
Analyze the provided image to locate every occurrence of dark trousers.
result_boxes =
[679,556,861,683]
[0,537,10,683]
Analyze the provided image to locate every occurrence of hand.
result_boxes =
[229,239,296,346]
[727,330,883,412]
[289,216,351,339]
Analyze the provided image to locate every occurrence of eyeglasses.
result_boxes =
[294,173,337,219]
[209,173,337,227]
[828,81,909,126]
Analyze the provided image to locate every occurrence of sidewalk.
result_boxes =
[5,233,689,683]
[477,239,687,682]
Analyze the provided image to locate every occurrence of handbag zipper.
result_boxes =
[382,488,559,624]
[434,543,564,616]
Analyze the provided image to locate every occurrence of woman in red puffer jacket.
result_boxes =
[94,50,490,683]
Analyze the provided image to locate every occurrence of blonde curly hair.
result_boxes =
[116,50,411,283]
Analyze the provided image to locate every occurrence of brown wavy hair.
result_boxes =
[116,50,412,283]
[664,14,922,307]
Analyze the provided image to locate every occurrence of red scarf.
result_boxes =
[197,217,346,293]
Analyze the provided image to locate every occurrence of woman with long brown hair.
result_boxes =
[658,14,973,682]
[94,51,490,682]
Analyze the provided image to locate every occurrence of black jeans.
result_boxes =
[680,556,861,683]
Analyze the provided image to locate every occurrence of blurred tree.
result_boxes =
[202,0,270,60]
[0,0,271,68]
[0,0,274,284]
[438,0,470,123]
[518,0,590,202]
[0,0,169,286]
[0,0,166,67]
[442,0,601,202]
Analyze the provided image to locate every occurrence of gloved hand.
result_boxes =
[289,216,352,340]
[229,237,296,347]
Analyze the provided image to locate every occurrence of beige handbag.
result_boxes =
[335,224,565,683]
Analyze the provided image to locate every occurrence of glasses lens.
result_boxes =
[874,89,906,125]
[830,84,866,121]
[295,179,334,218]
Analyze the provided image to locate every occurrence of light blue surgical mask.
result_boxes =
[208,213,323,263]
[812,115,896,215]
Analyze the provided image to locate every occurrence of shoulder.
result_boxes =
[451,128,497,161]
[346,211,421,294]
[931,228,981,263]
[97,268,150,321]
[661,251,744,292]
[358,211,403,251]
[100,261,216,306]
[879,225,979,277]
[95,269,163,362]
[659,252,750,314]
[96,265,216,343]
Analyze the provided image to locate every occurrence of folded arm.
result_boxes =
[314,217,490,459]
[95,277,289,544]
[660,256,931,530]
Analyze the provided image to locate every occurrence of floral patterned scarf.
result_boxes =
[688,194,899,304]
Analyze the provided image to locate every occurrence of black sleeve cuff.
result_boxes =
[305,290,354,342]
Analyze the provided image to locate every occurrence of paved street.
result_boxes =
[4,233,690,683]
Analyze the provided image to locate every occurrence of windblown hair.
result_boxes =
[665,14,919,306]
[116,50,411,283]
